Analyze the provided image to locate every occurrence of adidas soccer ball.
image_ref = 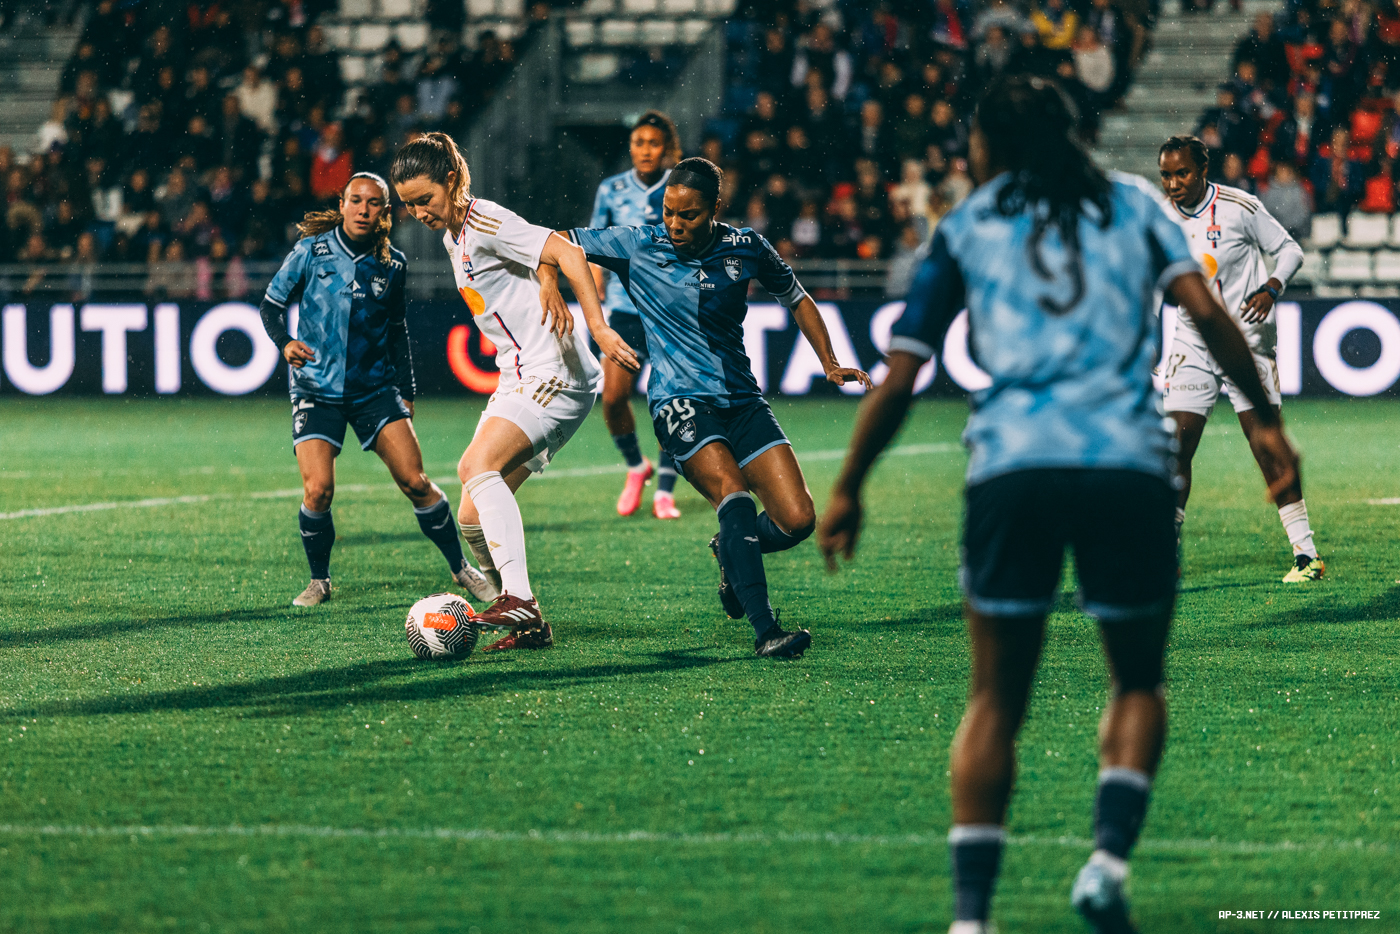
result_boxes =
[405,593,480,660]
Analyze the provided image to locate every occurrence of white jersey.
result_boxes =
[444,197,601,392]
[1168,182,1304,356]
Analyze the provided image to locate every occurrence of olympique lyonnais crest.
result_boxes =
[724,256,742,281]
[461,249,475,282]
[370,275,388,298]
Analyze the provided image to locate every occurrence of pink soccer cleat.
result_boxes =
[652,491,681,519]
[617,458,653,516]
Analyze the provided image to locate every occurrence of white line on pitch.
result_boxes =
[0,823,1388,856]
[0,443,962,521]
[1366,497,1400,505]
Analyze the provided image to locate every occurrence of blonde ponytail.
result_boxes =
[296,176,395,265]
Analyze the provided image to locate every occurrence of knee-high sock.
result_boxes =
[459,522,501,591]
[413,484,466,573]
[613,433,644,469]
[656,450,678,495]
[463,471,531,600]
[949,825,1004,923]
[299,505,334,580]
[1093,767,1152,860]
[756,510,814,554]
[1277,499,1317,558]
[716,492,775,637]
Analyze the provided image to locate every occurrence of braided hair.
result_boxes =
[976,76,1112,315]
[296,172,394,264]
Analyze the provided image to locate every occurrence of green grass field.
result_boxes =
[0,395,1396,933]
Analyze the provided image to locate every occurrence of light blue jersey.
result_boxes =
[891,173,1199,485]
[588,169,669,316]
[264,227,410,402]
[568,223,807,416]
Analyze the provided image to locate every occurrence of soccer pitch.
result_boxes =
[1,396,1396,932]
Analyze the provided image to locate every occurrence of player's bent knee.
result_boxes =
[303,484,333,512]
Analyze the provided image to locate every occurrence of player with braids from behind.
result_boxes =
[589,110,686,519]
[555,157,871,658]
[260,172,494,606]
[819,78,1299,933]
[391,133,639,649]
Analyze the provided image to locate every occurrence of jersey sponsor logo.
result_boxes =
[724,256,743,281]
[612,179,626,191]
[351,281,366,300]
[688,269,716,290]
[721,231,752,245]
[370,274,388,298]
[312,241,332,257]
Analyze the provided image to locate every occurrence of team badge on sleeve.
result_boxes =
[312,241,332,257]
[724,256,742,281]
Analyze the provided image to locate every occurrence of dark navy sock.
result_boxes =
[613,432,644,469]
[299,505,335,580]
[1093,768,1152,859]
[949,825,1005,923]
[756,511,814,554]
[414,494,466,574]
[657,450,678,494]
[716,492,776,637]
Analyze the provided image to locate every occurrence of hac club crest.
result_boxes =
[679,419,696,443]
[724,256,742,282]
[294,411,308,434]
[370,275,388,298]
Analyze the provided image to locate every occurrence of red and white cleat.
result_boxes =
[477,593,553,651]
[617,458,653,516]
[652,491,681,520]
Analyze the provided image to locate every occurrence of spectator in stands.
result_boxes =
[235,67,279,136]
[1260,161,1313,239]
[309,123,352,202]
[1234,12,1290,91]
[219,95,265,174]
[157,168,196,231]
[1032,0,1079,51]
[1359,157,1397,214]
[884,222,926,298]
[35,100,69,154]
[1220,152,1255,195]
[1073,26,1115,100]
[1311,127,1365,214]
[792,23,853,101]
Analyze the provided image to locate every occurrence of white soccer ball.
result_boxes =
[405,593,480,660]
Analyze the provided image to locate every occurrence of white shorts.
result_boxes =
[1162,329,1281,417]
[474,376,597,473]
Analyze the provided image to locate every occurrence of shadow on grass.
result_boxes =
[843,603,965,631]
[1248,583,1400,629]
[1,646,746,720]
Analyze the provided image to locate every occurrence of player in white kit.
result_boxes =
[391,132,640,647]
[1157,135,1323,582]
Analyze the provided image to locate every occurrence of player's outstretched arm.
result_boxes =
[818,351,921,571]
[537,236,640,372]
[1171,270,1299,501]
[791,296,873,389]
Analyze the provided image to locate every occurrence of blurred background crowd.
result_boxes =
[1,0,1159,300]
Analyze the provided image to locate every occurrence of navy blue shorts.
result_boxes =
[961,468,1178,622]
[291,389,410,452]
[608,312,650,364]
[651,397,789,468]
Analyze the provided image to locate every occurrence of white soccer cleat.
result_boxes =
[292,579,332,607]
[948,922,996,934]
[1071,851,1137,934]
[454,563,501,603]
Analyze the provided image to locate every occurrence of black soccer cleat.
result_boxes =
[709,534,746,620]
[755,623,811,658]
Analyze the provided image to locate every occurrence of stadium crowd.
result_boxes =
[2,0,1156,298]
[1195,0,1400,240]
[715,0,1153,292]
[0,0,542,298]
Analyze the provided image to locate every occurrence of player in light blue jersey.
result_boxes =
[259,173,493,608]
[588,111,686,519]
[557,157,871,658]
[818,79,1298,934]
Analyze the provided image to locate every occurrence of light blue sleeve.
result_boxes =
[569,225,646,262]
[1138,190,1200,292]
[264,237,313,308]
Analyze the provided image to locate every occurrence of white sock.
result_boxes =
[1278,499,1317,558]
[459,521,501,589]
[462,471,532,600]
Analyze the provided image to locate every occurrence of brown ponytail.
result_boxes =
[390,131,472,210]
[296,173,395,264]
